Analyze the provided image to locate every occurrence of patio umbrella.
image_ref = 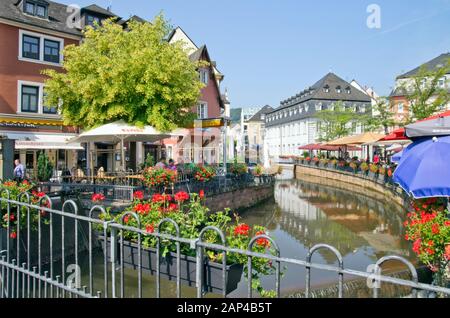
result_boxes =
[391,150,403,163]
[405,115,450,138]
[393,135,450,198]
[69,120,181,172]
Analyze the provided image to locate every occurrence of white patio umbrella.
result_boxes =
[68,120,182,172]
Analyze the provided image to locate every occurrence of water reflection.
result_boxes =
[230,178,411,296]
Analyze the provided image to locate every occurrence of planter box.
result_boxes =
[103,237,243,294]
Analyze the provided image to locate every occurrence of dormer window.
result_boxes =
[346,87,351,94]
[336,86,341,93]
[86,15,101,27]
[323,85,330,93]
[23,1,48,19]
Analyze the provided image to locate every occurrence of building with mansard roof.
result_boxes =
[265,72,372,159]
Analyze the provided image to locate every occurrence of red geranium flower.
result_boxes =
[92,193,105,203]
[445,245,450,261]
[10,231,17,239]
[168,203,178,212]
[234,224,250,236]
[146,224,155,234]
[174,191,189,202]
[431,223,440,235]
[133,203,151,215]
[199,190,205,199]
[255,231,271,248]
[133,191,144,200]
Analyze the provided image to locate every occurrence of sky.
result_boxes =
[57,0,450,109]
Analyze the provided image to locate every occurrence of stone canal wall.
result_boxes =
[295,165,410,209]
[204,183,274,212]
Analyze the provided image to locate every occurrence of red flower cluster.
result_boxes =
[255,231,271,248]
[92,193,105,203]
[234,223,250,236]
[142,168,177,187]
[10,231,17,239]
[133,191,144,200]
[194,166,216,183]
[133,203,151,215]
[174,191,189,202]
[146,224,155,234]
[152,193,172,203]
[445,245,450,261]
[199,190,205,199]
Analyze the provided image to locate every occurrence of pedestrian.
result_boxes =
[155,157,167,169]
[168,159,177,171]
[373,153,380,164]
[13,159,25,182]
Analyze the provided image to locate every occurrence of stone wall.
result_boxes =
[295,165,410,209]
[205,184,274,212]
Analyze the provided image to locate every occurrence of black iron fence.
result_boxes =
[35,174,276,205]
[1,193,449,298]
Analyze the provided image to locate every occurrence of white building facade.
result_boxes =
[265,73,372,160]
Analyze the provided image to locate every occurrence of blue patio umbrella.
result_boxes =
[393,135,450,199]
[391,150,403,163]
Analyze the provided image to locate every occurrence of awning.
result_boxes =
[1,132,84,150]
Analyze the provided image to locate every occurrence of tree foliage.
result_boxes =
[364,97,396,134]
[43,15,205,131]
[315,101,365,142]
[401,58,450,121]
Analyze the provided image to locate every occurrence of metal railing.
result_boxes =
[1,193,449,299]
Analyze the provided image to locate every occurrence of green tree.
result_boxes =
[401,58,450,121]
[43,15,204,132]
[364,97,396,134]
[315,101,364,142]
[37,152,53,182]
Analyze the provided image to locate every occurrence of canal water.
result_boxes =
[73,176,413,298]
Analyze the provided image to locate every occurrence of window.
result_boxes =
[42,92,57,114]
[197,102,208,119]
[36,4,47,18]
[44,39,60,63]
[398,103,404,113]
[21,85,39,113]
[19,30,64,65]
[323,85,330,93]
[22,35,40,60]
[346,87,351,94]
[23,1,48,18]
[86,15,101,26]
[336,86,341,93]
[25,1,35,14]
[199,69,208,84]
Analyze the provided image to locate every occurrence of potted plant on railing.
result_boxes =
[319,158,329,168]
[369,163,379,180]
[96,191,278,297]
[1,181,51,263]
[230,161,249,183]
[349,161,358,174]
[305,157,312,165]
[360,162,369,177]
[194,165,216,183]
[404,198,450,292]
[312,157,320,167]
[142,167,177,192]
[330,158,338,169]
[378,166,386,183]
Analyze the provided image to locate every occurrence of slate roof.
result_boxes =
[189,45,206,62]
[247,105,274,122]
[82,4,117,17]
[397,53,450,79]
[277,72,371,110]
[0,0,82,36]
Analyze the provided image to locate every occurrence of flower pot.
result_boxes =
[102,237,243,295]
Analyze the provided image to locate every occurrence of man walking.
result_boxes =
[13,159,25,182]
